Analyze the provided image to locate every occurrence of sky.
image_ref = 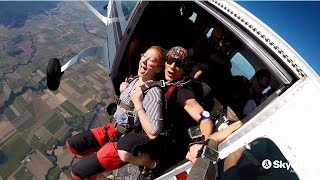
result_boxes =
[237,1,320,76]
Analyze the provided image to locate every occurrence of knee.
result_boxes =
[71,155,102,180]
[71,166,82,180]
[66,138,79,156]
[66,136,95,157]
[71,164,87,180]
[118,150,133,163]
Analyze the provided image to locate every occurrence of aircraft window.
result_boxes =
[88,1,108,16]
[121,1,137,21]
[230,52,255,80]
[189,12,197,23]
[220,138,299,180]
[206,27,214,38]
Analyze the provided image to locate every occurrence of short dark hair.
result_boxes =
[166,46,192,73]
[255,69,271,83]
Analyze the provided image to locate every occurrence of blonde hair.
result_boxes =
[149,46,166,65]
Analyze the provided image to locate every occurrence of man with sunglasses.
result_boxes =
[243,69,271,116]
[137,46,214,179]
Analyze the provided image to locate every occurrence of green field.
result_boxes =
[10,78,28,92]
[0,69,4,80]
[51,89,60,95]
[17,116,36,132]
[13,96,28,113]
[0,1,111,178]
[4,107,17,121]
[17,78,28,87]
[13,167,33,180]
[66,79,89,94]
[19,64,34,77]
[30,135,41,148]
[43,113,63,135]
[47,166,61,180]
[92,74,106,85]
[0,135,32,179]
[28,79,39,89]
[63,169,72,179]
[85,100,94,109]
[0,131,19,147]
[25,103,35,116]
[0,84,4,97]
[19,129,30,141]
[37,137,56,162]
[55,125,69,143]
[60,100,82,116]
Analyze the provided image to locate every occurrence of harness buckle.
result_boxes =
[114,96,121,105]
[114,122,131,135]
[127,111,134,118]
[160,80,166,87]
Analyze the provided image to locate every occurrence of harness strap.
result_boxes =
[114,96,134,111]
[213,113,228,132]
[127,75,139,83]
[113,122,129,135]
[140,80,166,92]
[114,79,167,111]
[165,85,178,102]
[106,120,131,139]
[164,77,192,102]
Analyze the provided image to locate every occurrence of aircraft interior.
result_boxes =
[114,1,298,123]
[67,1,306,179]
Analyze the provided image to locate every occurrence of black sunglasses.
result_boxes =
[166,58,183,68]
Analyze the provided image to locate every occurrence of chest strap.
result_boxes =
[164,78,191,102]
[140,80,166,92]
[114,80,167,111]
[114,96,134,111]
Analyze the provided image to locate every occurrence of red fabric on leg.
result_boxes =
[71,171,97,180]
[106,123,118,139]
[91,123,117,146]
[97,142,122,172]
[66,140,97,157]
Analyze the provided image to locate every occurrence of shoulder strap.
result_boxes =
[165,85,178,102]
[127,75,139,83]
[164,78,191,102]
[127,76,167,93]
[114,79,167,111]
[140,80,166,93]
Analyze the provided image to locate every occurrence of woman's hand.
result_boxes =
[119,78,129,93]
[130,86,143,107]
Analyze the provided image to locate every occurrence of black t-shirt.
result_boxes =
[157,80,209,170]
[165,81,204,147]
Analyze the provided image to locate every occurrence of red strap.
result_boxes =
[165,85,177,102]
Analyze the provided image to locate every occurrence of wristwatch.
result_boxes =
[199,111,210,121]
[197,139,219,163]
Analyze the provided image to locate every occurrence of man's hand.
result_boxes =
[186,143,203,164]
[209,121,242,144]
[186,121,242,163]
